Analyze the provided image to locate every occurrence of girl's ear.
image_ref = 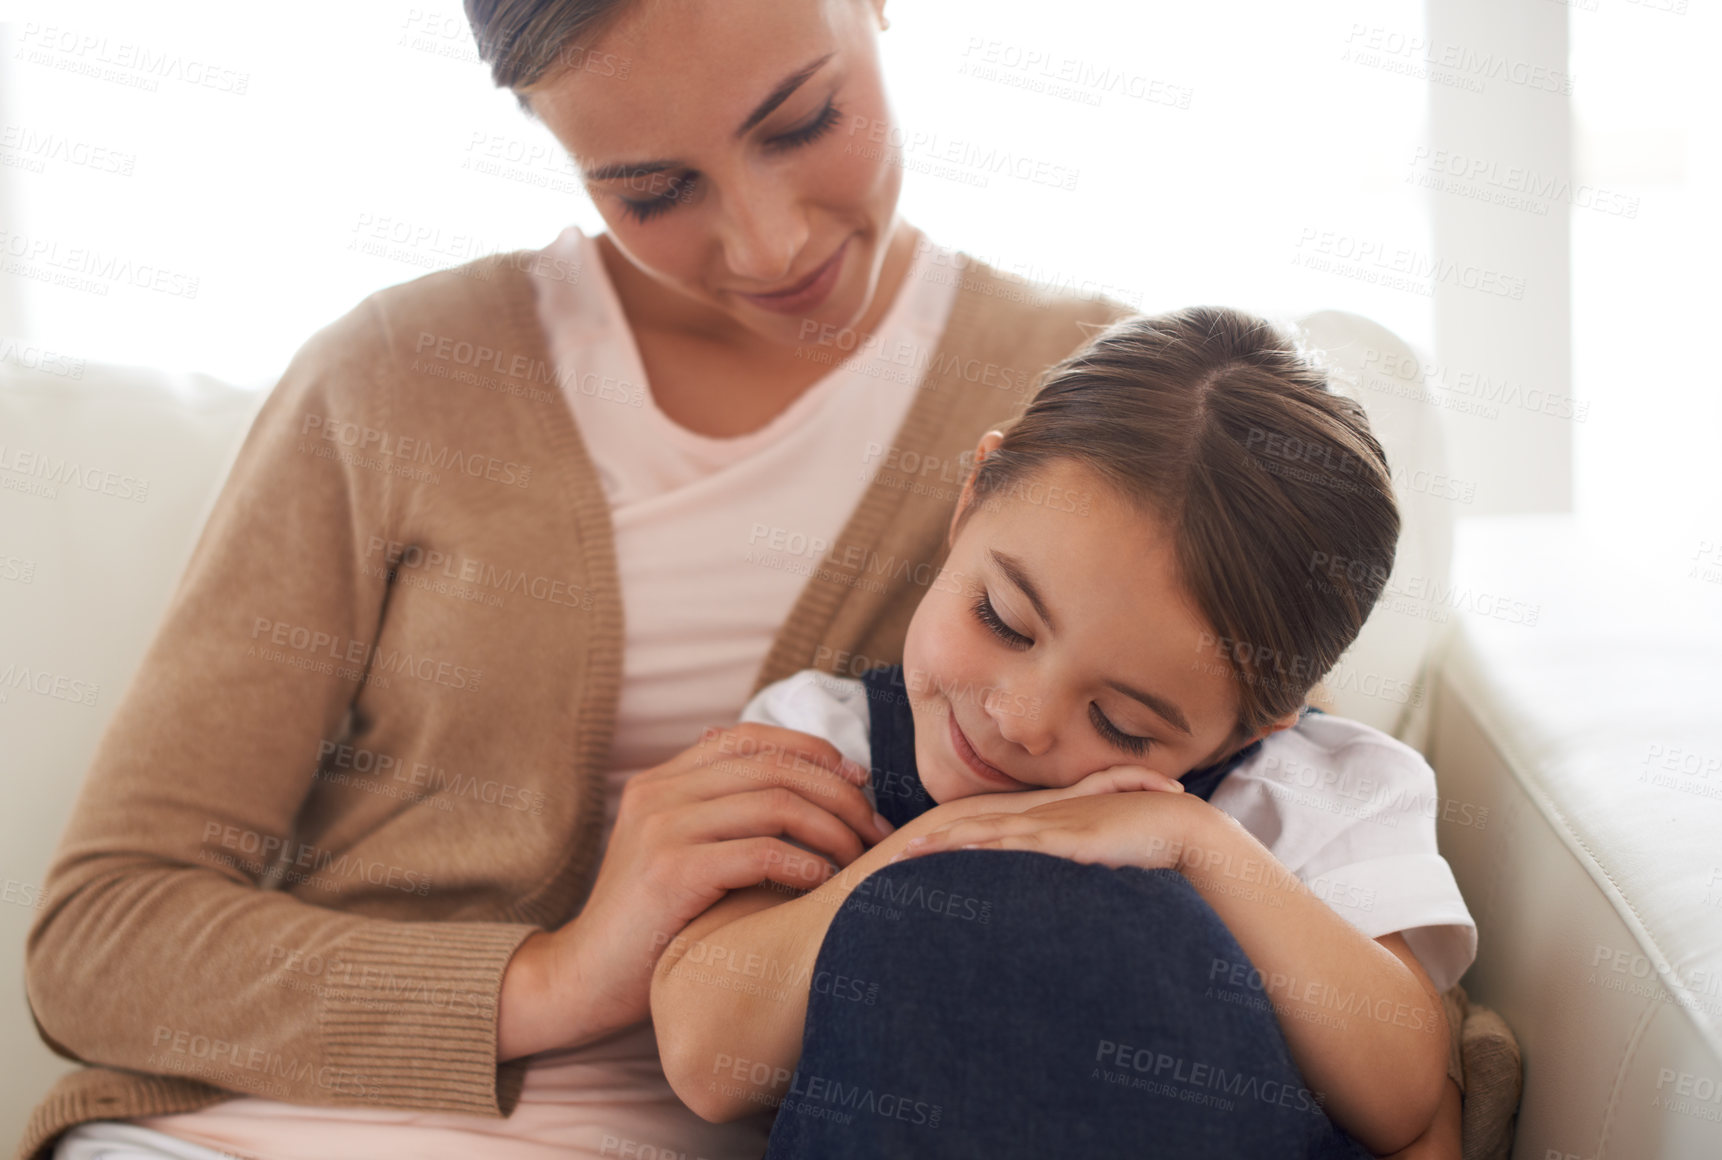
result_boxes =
[946,429,1006,549]
[1247,709,1305,746]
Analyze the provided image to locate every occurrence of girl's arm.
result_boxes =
[1384,1078,1463,1160]
[902,791,1452,1155]
[650,795,1000,1123]
[1172,806,1450,1154]
[651,766,1185,1120]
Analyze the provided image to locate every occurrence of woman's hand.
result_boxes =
[498,722,893,1060]
[891,767,1201,870]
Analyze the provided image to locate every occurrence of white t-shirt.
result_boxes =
[740,668,1479,994]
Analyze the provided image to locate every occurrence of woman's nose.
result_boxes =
[716,174,810,286]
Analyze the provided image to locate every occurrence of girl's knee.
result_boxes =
[835,849,1236,960]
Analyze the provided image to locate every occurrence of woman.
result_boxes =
[22,2,1464,1157]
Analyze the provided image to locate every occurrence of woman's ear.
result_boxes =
[946,429,1006,548]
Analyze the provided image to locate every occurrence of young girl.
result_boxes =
[650,306,1474,1156]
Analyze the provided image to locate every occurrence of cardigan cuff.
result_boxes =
[318,920,541,1115]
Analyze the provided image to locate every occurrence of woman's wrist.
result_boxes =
[499,913,657,1062]
[496,920,619,1061]
[497,929,559,1061]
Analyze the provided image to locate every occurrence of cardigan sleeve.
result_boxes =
[23,297,542,1117]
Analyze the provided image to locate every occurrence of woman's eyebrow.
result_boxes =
[583,51,836,182]
[735,52,836,136]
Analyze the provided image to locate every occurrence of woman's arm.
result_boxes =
[23,304,541,1115]
[901,792,1452,1154]
[501,721,889,1061]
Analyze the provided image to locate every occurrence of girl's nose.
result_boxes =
[991,692,1054,758]
[717,174,810,286]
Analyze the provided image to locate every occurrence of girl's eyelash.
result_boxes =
[972,592,1032,649]
[1091,704,1152,757]
[617,100,843,224]
[972,590,1151,756]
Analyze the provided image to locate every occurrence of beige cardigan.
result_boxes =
[17,251,1133,1159]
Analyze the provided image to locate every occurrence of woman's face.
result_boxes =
[526,0,903,346]
[902,449,1276,805]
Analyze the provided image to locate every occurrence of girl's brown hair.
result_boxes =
[464,0,632,109]
[963,306,1400,742]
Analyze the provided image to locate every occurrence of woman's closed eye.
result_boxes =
[616,99,844,224]
[766,98,843,151]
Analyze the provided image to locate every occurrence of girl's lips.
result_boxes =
[946,710,1028,789]
[737,237,849,315]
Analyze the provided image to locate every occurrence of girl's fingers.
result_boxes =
[890,815,1029,861]
[1061,765,1185,797]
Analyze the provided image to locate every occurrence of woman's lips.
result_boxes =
[946,710,1028,789]
[736,237,849,315]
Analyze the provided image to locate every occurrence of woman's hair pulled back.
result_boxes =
[464,0,633,106]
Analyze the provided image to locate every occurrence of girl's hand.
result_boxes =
[500,722,892,1059]
[890,770,1205,871]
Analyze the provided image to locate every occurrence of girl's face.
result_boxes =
[526,0,903,346]
[903,447,1274,804]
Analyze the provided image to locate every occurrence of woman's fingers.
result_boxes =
[688,837,842,896]
[671,785,872,870]
[688,726,891,844]
[695,722,870,787]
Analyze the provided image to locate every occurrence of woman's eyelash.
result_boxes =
[769,99,843,150]
[619,177,690,224]
[972,592,1032,648]
[617,100,843,224]
[1091,704,1152,757]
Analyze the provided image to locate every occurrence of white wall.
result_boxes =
[0,0,1431,382]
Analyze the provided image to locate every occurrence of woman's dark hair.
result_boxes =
[962,306,1400,742]
[464,0,633,111]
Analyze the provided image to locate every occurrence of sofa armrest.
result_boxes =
[1430,514,1722,1160]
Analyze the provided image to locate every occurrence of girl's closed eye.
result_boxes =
[1090,704,1152,757]
[971,592,1031,648]
[617,99,844,223]
[971,591,1152,757]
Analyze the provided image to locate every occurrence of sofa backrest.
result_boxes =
[1297,309,1453,746]
[0,352,265,1140]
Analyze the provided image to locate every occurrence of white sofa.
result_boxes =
[3,307,1719,1158]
